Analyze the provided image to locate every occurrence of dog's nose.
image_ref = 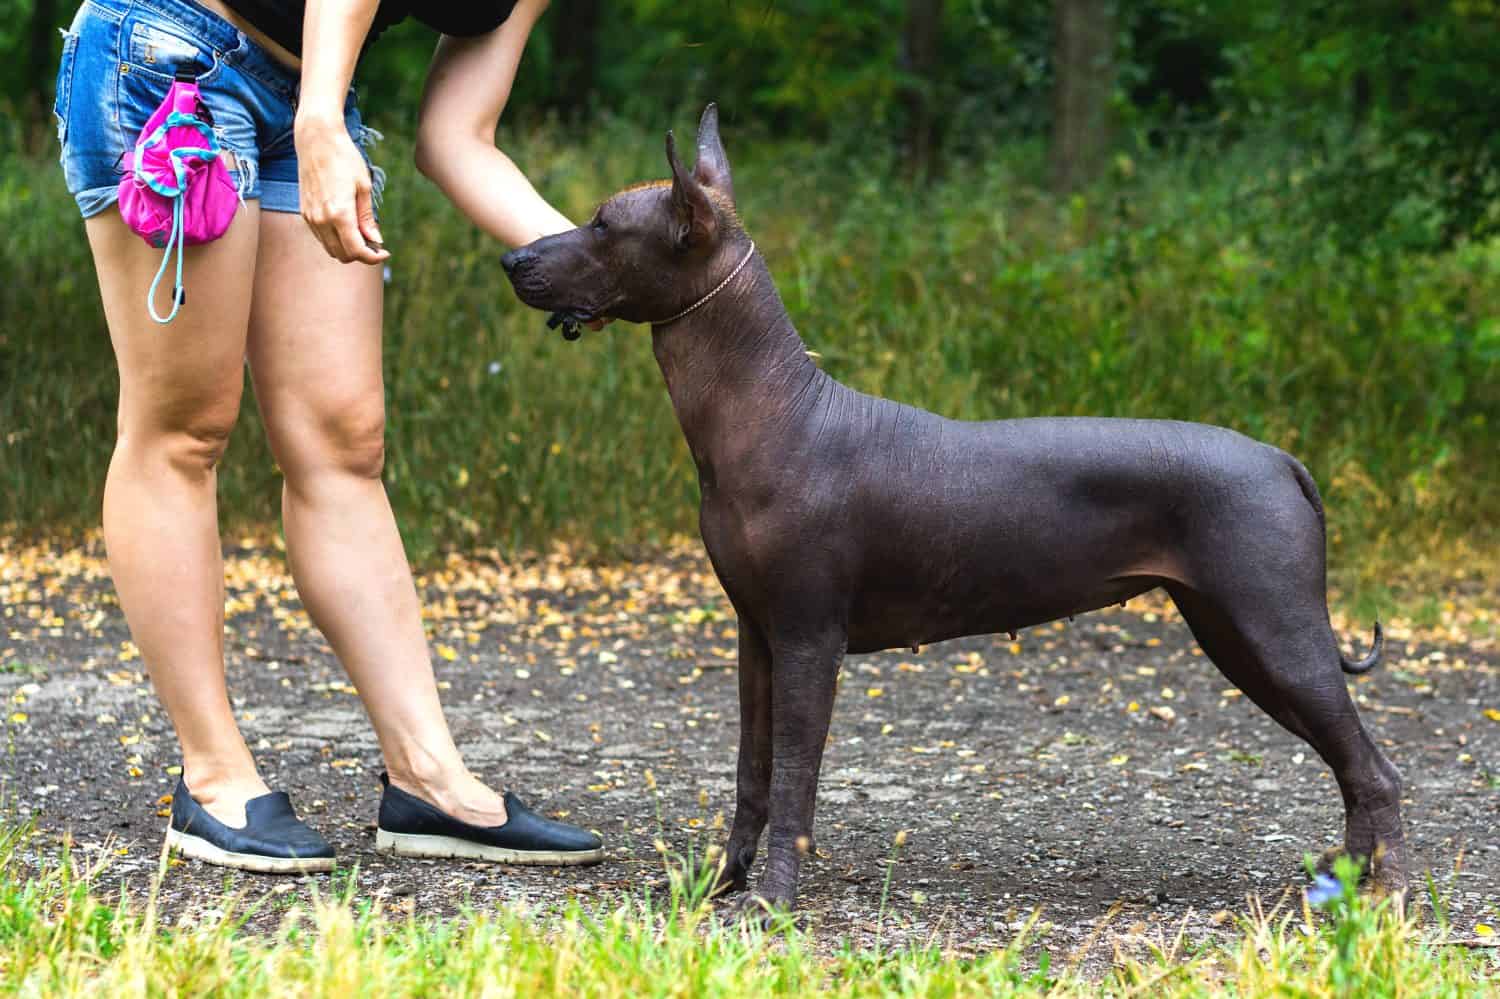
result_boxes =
[501,248,536,275]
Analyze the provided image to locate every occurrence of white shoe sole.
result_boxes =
[165,826,336,874]
[375,828,604,866]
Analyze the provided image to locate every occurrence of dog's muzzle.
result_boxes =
[500,247,535,275]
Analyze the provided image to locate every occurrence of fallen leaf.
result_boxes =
[1109,754,1129,765]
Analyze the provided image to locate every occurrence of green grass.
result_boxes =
[0,824,1494,996]
[1,114,1496,601]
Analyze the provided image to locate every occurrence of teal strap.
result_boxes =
[147,197,186,324]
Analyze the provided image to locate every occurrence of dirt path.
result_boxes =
[2,536,1496,964]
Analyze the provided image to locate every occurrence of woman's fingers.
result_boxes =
[356,184,384,250]
[334,187,386,265]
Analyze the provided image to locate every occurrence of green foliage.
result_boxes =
[5,1,1496,245]
[1,118,1496,594]
[1181,1,1500,250]
[0,822,1495,995]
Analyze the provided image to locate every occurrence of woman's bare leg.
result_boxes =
[246,211,505,826]
[88,208,269,827]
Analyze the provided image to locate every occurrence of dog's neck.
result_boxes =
[650,240,826,472]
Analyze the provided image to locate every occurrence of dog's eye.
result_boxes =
[591,215,608,232]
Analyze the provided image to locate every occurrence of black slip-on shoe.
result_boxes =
[374,772,604,866]
[165,778,336,874]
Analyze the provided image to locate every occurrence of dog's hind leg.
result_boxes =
[716,616,773,895]
[1166,582,1407,895]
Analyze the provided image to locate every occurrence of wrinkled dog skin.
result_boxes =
[501,105,1408,915]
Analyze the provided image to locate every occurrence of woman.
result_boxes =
[53,0,602,871]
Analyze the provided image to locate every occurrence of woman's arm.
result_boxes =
[295,0,389,264]
[414,0,575,248]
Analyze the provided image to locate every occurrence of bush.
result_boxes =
[2,115,1496,595]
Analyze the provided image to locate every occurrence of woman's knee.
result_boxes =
[119,405,241,477]
[276,399,388,483]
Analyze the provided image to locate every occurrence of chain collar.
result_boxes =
[650,241,757,327]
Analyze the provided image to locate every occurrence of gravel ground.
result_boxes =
[2,536,1496,968]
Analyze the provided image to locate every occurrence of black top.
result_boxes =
[222,1,519,57]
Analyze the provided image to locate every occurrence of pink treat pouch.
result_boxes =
[117,70,239,324]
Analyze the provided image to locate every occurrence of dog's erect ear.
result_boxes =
[693,103,733,200]
[666,129,717,248]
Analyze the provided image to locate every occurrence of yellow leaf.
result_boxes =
[1475,923,1494,937]
[867,687,884,698]
[436,644,458,662]
[8,712,26,724]
[1127,701,1140,712]
[1109,754,1129,765]
[1054,694,1071,707]
[1484,709,1500,723]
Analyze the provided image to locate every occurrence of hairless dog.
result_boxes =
[501,105,1407,915]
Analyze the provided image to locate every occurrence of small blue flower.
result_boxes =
[487,361,502,376]
[1306,872,1343,907]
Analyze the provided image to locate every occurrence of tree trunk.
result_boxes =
[29,0,61,126]
[899,0,944,179]
[1049,0,1115,194]
[550,0,601,118]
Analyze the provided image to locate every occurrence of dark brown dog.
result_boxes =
[501,105,1407,914]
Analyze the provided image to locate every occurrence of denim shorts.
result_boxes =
[54,0,384,218]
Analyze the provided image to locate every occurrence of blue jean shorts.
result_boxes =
[55,0,384,218]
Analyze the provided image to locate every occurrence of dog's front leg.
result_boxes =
[749,620,846,915]
[715,617,772,895]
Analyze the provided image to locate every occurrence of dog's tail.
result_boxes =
[1340,621,1384,675]
[1283,451,1326,530]
[1281,451,1383,676]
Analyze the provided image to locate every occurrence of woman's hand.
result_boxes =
[296,0,384,263]
[295,112,389,265]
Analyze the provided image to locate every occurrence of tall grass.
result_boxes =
[2,114,1496,593]
[0,822,1494,996]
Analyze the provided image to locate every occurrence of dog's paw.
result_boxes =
[1313,845,1347,878]
[714,892,792,931]
[1313,842,1408,906]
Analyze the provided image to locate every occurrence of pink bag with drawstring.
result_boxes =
[117,69,240,324]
